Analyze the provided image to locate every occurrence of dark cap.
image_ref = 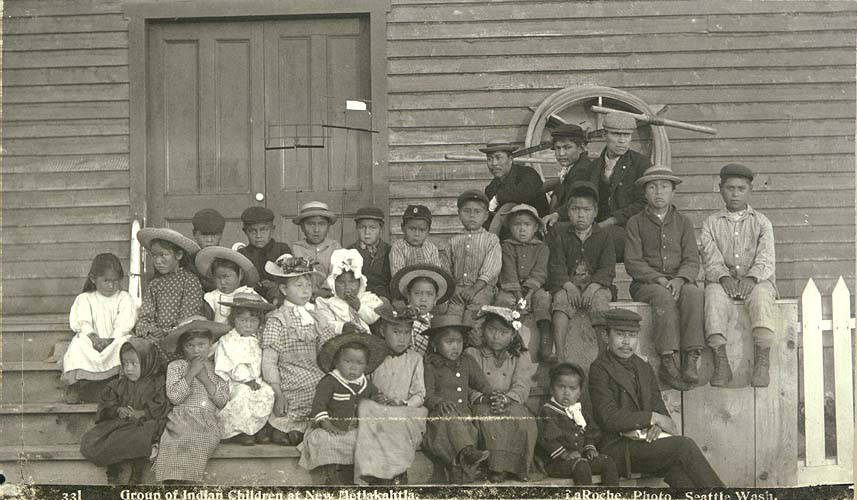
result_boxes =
[457,189,490,208]
[604,308,642,330]
[402,205,432,223]
[550,124,587,144]
[192,209,225,234]
[354,206,385,223]
[241,206,275,225]
[719,163,754,182]
[567,180,600,203]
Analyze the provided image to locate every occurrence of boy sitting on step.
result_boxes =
[389,204,444,276]
[546,181,615,363]
[700,164,778,388]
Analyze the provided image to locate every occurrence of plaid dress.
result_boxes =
[262,304,337,433]
[153,359,229,482]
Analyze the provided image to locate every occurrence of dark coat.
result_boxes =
[536,399,603,462]
[624,205,700,285]
[546,223,615,291]
[423,352,493,412]
[589,148,650,226]
[310,373,378,431]
[587,351,669,454]
[553,155,598,217]
[347,240,392,299]
[485,164,550,218]
[238,239,292,301]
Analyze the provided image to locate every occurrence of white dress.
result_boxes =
[203,286,262,324]
[315,292,383,334]
[214,330,275,438]
[62,290,137,384]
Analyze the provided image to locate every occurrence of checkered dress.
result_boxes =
[153,359,229,482]
[262,305,337,433]
[410,320,430,355]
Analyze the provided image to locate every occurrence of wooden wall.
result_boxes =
[386,0,857,301]
[2,0,855,315]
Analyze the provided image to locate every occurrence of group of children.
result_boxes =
[61,125,772,486]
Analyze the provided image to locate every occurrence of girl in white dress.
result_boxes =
[195,246,262,324]
[214,293,276,445]
[62,253,138,403]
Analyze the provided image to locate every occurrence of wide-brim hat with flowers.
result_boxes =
[317,332,389,374]
[374,303,428,326]
[293,201,338,226]
[264,254,320,281]
[137,227,201,256]
[195,246,260,286]
[218,292,275,312]
[476,305,524,332]
[390,264,455,305]
[161,315,231,353]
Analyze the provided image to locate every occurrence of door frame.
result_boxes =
[124,0,391,225]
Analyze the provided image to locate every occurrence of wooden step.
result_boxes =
[0,403,97,446]
[1,361,66,404]
[1,314,71,362]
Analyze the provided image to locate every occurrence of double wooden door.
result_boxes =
[147,17,374,246]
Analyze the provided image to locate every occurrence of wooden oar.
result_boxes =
[590,105,717,135]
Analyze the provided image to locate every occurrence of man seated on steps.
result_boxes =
[700,164,777,388]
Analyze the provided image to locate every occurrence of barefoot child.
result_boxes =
[134,228,203,363]
[315,248,384,334]
[298,332,388,485]
[291,201,342,298]
[63,253,138,403]
[261,255,338,446]
[214,293,276,445]
[538,362,618,485]
[421,315,494,483]
[347,206,392,300]
[195,246,262,323]
[153,317,231,484]
[355,304,429,484]
[389,205,443,276]
[80,338,169,484]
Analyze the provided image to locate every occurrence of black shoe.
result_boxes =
[254,425,272,444]
[681,349,701,385]
[286,431,304,446]
[751,346,771,387]
[270,428,289,445]
[659,353,691,391]
[239,433,256,446]
[710,345,733,387]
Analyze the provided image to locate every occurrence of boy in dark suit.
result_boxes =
[587,309,724,487]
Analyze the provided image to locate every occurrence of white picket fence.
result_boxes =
[799,277,854,485]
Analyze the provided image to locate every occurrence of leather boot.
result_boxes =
[710,345,733,387]
[658,353,690,391]
[751,346,771,387]
[539,327,556,363]
[681,349,701,385]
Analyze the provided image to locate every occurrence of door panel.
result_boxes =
[263,17,373,245]
[147,21,265,246]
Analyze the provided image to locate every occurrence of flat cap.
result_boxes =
[402,204,432,222]
[719,163,754,181]
[635,166,682,187]
[241,206,275,225]
[602,112,637,133]
[478,140,519,154]
[604,308,642,330]
[457,189,490,208]
[192,208,225,234]
[550,124,587,143]
[354,206,385,223]
[566,180,600,203]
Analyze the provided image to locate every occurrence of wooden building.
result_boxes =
[2,0,855,317]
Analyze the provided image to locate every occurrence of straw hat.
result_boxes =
[137,227,201,256]
[264,254,319,281]
[504,204,543,231]
[293,201,337,226]
[316,332,389,374]
[161,315,231,353]
[634,166,682,187]
[478,140,519,154]
[194,246,260,286]
[390,264,455,305]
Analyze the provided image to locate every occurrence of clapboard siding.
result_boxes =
[2,3,132,315]
[386,0,857,298]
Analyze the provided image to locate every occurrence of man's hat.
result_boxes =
[550,124,587,144]
[566,180,600,203]
[241,206,275,225]
[420,314,473,338]
[161,315,231,353]
[457,189,490,208]
[402,204,432,223]
[390,264,455,305]
[218,292,275,312]
[192,209,226,234]
[316,332,389,373]
[374,303,426,326]
[293,201,337,226]
[137,228,201,256]
[504,203,543,230]
[635,166,682,187]
[602,112,637,133]
[264,253,319,281]
[604,308,642,331]
[354,206,385,223]
[478,140,519,154]
[719,163,754,182]
[194,246,260,286]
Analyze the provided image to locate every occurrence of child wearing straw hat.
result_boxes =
[390,264,456,355]
[291,201,342,298]
[134,228,204,363]
[194,246,265,324]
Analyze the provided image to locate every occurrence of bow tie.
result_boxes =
[287,301,316,326]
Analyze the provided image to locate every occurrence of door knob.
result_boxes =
[255,193,265,201]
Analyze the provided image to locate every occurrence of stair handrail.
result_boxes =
[129,218,144,310]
